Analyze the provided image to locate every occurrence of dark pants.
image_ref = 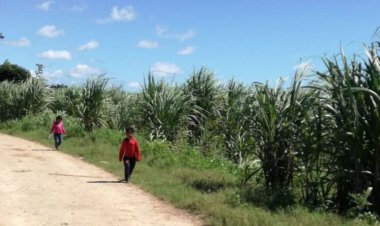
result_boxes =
[123,156,136,182]
[54,133,62,149]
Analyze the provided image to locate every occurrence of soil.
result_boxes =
[0,133,203,226]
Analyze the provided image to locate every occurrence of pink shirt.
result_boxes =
[51,121,66,134]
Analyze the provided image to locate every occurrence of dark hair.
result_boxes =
[56,115,62,121]
[125,126,134,133]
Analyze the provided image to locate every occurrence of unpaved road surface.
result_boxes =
[0,133,203,226]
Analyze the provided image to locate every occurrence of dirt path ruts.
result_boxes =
[0,133,203,226]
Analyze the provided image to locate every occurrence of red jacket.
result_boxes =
[119,137,141,161]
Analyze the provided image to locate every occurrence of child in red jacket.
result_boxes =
[119,127,141,182]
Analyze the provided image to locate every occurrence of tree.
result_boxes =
[0,60,31,82]
[35,64,44,77]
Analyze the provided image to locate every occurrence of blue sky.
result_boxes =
[1,0,379,90]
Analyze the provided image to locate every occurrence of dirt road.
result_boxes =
[0,133,203,226]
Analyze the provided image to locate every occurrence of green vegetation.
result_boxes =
[0,115,375,226]
[0,77,47,121]
[1,39,380,225]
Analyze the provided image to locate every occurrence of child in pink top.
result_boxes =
[50,115,66,150]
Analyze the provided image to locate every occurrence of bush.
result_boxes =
[241,185,295,210]
[0,81,23,121]
[178,169,236,193]
[144,140,178,167]
[63,116,85,137]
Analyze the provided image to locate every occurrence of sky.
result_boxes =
[1,0,380,90]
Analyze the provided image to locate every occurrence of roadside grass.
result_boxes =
[0,115,377,226]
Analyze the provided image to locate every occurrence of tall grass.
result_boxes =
[0,77,47,121]
[76,75,109,132]
[184,67,221,146]
[106,86,140,130]
[49,86,82,116]
[2,38,380,222]
[313,47,380,214]
[141,74,191,141]
[218,80,254,165]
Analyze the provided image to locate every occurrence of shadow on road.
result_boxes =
[49,172,103,178]
[32,148,53,151]
[87,179,126,183]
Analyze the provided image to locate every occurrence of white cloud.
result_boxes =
[4,37,31,47]
[150,62,182,77]
[178,46,196,55]
[137,40,158,49]
[29,69,64,79]
[176,30,195,41]
[37,25,64,38]
[293,60,314,75]
[155,26,195,41]
[36,1,53,11]
[111,6,136,21]
[70,64,101,77]
[156,25,167,37]
[97,6,136,24]
[70,5,86,12]
[128,82,141,89]
[45,70,64,78]
[29,70,37,77]
[38,50,71,60]
[78,40,99,51]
